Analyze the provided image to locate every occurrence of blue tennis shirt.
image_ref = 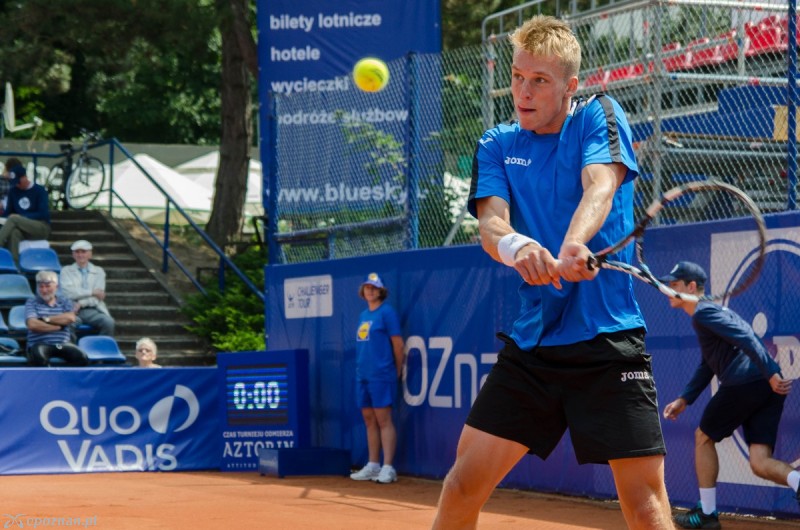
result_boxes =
[468,95,646,349]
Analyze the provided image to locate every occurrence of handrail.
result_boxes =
[108,140,264,303]
[1,140,264,304]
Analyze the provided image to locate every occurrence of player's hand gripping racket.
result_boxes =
[587,180,767,302]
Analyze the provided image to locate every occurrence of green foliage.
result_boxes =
[181,245,266,352]
[0,0,222,142]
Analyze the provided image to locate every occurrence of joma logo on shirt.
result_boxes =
[620,371,650,382]
[504,156,531,167]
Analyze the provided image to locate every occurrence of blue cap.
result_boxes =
[660,261,707,286]
[7,164,25,187]
[362,272,384,289]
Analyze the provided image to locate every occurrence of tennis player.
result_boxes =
[661,261,799,529]
[432,15,675,530]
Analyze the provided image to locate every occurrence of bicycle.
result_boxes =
[43,129,106,210]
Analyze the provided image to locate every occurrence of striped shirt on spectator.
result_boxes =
[25,295,73,346]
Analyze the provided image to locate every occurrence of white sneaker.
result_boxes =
[375,465,397,484]
[350,464,380,481]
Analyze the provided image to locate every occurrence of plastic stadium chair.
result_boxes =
[0,248,19,274]
[6,305,27,337]
[75,323,99,340]
[18,239,50,254]
[19,247,62,278]
[0,337,28,367]
[77,335,128,365]
[0,274,34,308]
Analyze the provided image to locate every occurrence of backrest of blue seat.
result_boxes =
[0,274,34,301]
[0,248,19,274]
[8,305,27,330]
[19,248,61,274]
[77,335,127,364]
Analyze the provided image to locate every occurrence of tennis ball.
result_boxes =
[352,57,389,93]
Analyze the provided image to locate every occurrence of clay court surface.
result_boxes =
[3,471,799,529]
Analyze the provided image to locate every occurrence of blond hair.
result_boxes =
[508,15,581,78]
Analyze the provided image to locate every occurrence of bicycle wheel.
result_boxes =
[43,163,68,210]
[66,156,106,210]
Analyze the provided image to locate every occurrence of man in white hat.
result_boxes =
[59,239,115,336]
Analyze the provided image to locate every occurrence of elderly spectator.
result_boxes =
[59,239,115,337]
[25,270,88,366]
[135,337,161,368]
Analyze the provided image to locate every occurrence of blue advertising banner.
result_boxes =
[265,211,800,518]
[0,368,219,474]
[257,0,443,218]
[258,0,441,95]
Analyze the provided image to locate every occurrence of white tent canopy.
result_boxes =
[174,151,263,210]
[102,153,213,223]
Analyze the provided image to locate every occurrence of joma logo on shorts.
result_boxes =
[504,156,531,167]
[620,371,650,382]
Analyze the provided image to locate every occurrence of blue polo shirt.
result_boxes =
[468,95,645,349]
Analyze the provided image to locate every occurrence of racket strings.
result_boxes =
[650,180,767,301]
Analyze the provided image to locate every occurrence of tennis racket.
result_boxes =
[586,179,767,302]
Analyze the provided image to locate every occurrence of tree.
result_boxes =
[205,0,257,248]
[0,0,220,142]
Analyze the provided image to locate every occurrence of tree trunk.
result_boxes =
[206,0,253,249]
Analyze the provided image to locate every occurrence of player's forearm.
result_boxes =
[479,216,517,262]
[563,176,617,245]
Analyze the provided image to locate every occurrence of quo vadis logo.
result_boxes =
[39,385,200,473]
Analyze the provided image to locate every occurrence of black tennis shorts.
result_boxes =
[700,378,786,446]
[466,328,666,465]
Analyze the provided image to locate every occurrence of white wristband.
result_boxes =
[497,233,538,266]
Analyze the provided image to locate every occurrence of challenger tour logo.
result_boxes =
[39,385,200,472]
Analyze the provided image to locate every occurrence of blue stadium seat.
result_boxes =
[75,323,99,340]
[0,248,19,274]
[0,274,34,308]
[19,247,62,278]
[77,335,128,366]
[0,337,28,367]
[7,305,27,337]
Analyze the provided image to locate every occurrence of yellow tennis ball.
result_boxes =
[352,58,389,93]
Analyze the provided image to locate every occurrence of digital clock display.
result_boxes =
[225,363,289,425]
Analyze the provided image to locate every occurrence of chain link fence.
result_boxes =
[268,0,798,265]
